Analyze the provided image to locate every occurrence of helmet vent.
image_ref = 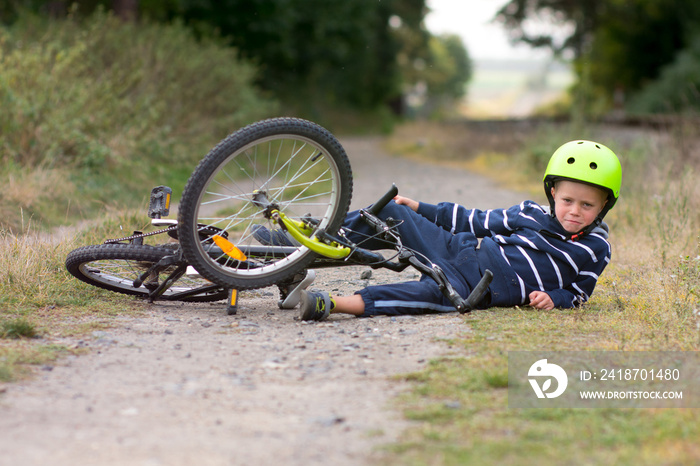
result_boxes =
[567,157,575,164]
[590,162,598,169]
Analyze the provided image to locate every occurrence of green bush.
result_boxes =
[0,10,277,231]
[628,33,700,114]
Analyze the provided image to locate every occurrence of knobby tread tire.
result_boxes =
[65,243,227,302]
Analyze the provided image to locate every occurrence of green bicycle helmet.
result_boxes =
[543,140,622,236]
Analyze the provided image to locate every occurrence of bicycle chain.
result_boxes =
[104,225,178,244]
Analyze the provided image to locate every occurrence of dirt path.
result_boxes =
[0,136,525,466]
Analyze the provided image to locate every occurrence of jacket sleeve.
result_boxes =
[546,249,610,309]
[416,201,522,237]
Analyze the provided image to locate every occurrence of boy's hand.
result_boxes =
[394,195,419,212]
[529,291,554,310]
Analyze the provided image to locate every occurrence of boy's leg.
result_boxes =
[342,201,465,263]
[333,294,365,315]
[355,279,460,316]
[300,278,462,321]
[340,202,484,315]
[297,202,484,321]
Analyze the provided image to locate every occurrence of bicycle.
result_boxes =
[66,117,492,314]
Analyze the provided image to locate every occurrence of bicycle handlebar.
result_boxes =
[460,269,493,313]
[367,183,398,216]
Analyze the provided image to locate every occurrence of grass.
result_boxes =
[381,305,700,465]
[0,221,147,383]
[0,318,37,339]
[380,119,700,465]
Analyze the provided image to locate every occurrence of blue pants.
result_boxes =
[341,201,483,317]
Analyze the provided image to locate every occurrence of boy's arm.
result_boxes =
[416,201,520,236]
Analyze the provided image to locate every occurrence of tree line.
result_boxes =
[497,0,700,114]
[1,0,471,118]
[3,0,699,116]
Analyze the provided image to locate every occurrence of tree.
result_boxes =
[495,0,700,112]
[425,34,472,99]
[495,0,602,59]
[1,0,139,21]
[113,0,138,20]
[163,0,424,110]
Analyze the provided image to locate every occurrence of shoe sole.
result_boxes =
[299,290,328,321]
[299,291,314,321]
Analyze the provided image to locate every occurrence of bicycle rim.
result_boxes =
[179,118,352,290]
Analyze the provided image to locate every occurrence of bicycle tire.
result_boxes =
[178,118,353,290]
[65,243,227,302]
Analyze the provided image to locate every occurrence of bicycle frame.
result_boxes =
[86,183,492,314]
[214,184,494,313]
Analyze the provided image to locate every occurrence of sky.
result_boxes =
[424,0,549,61]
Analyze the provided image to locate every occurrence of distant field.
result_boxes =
[463,59,573,118]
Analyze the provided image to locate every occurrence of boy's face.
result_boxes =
[551,180,608,233]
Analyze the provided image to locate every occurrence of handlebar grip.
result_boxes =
[368,184,399,216]
[461,269,493,313]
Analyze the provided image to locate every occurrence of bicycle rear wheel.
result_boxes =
[65,243,227,302]
[178,118,353,290]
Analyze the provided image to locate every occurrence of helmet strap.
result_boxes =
[545,215,603,242]
[569,217,603,241]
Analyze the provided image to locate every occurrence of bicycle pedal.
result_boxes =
[152,218,178,228]
[148,186,172,219]
[278,270,316,309]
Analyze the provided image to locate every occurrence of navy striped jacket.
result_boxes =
[416,200,611,308]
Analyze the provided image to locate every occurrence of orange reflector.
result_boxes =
[212,235,247,261]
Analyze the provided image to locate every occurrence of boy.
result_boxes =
[297,140,622,320]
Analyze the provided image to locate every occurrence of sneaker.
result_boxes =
[278,270,316,309]
[251,224,296,247]
[299,290,332,321]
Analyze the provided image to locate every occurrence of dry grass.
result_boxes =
[0,224,144,382]
[0,166,79,233]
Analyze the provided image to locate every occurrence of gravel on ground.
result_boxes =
[0,135,525,466]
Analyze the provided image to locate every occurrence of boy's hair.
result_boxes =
[551,178,609,200]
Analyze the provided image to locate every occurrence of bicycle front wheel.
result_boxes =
[178,118,353,290]
[65,243,227,302]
